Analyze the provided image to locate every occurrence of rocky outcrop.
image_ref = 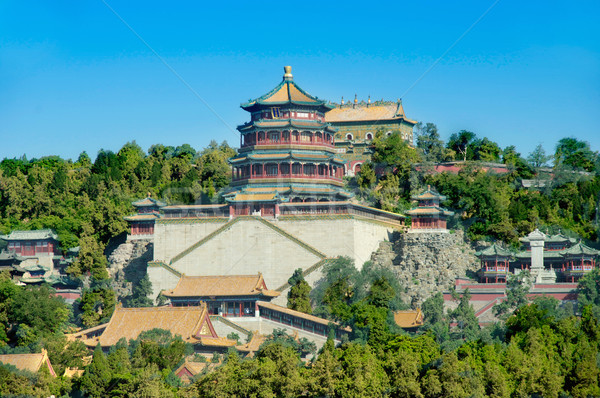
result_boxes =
[371,230,479,306]
[107,240,153,299]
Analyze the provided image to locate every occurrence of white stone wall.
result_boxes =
[169,219,322,289]
[147,265,181,300]
[277,218,394,269]
[149,216,396,299]
[153,220,227,263]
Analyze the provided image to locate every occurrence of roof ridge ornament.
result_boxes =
[283,65,293,81]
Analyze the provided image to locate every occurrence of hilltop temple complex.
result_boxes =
[139,67,404,304]
[326,96,417,175]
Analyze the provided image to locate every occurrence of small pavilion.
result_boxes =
[475,243,513,283]
[406,185,453,231]
[124,195,166,239]
[560,242,599,282]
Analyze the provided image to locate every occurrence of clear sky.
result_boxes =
[1,1,599,161]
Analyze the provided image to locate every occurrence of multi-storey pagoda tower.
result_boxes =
[226,66,351,217]
[406,185,453,231]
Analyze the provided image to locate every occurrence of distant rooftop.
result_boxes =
[326,99,416,124]
[0,229,58,241]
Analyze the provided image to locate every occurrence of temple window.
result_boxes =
[346,133,353,140]
[366,132,373,140]
[300,132,312,142]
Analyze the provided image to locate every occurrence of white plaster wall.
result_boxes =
[276,218,394,269]
[171,219,322,289]
[352,220,395,268]
[147,266,180,300]
[277,219,357,259]
[153,221,227,263]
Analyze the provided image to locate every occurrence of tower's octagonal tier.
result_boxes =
[226,67,352,211]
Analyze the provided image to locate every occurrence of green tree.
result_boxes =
[357,161,376,189]
[447,130,476,161]
[554,137,597,171]
[79,346,112,397]
[449,289,480,343]
[528,143,550,168]
[493,271,531,319]
[287,268,312,314]
[415,122,450,162]
[577,268,600,319]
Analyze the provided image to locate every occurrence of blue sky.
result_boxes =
[1,1,599,161]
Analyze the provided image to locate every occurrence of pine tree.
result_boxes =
[287,268,312,314]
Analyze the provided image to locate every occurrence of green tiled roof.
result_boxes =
[560,242,600,256]
[0,229,58,241]
[475,243,513,258]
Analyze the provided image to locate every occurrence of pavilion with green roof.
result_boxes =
[560,242,599,282]
[406,185,454,231]
[124,195,166,238]
[475,243,514,283]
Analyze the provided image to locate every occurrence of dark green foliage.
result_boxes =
[578,268,600,319]
[286,268,312,314]
[260,328,316,358]
[357,161,376,189]
[123,273,153,308]
[493,271,531,319]
[79,282,116,327]
[0,281,70,346]
[555,137,597,171]
[415,122,451,162]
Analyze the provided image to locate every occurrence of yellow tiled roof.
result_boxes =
[233,193,277,201]
[251,153,290,159]
[124,214,159,221]
[245,187,290,193]
[406,207,446,215]
[174,360,217,379]
[292,153,329,159]
[64,367,85,378]
[236,333,267,353]
[259,82,315,103]
[199,336,237,347]
[393,309,424,328]
[416,192,438,199]
[163,274,280,298]
[0,349,55,376]
[91,304,212,347]
[326,102,416,124]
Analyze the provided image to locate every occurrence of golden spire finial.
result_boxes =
[367,95,371,107]
[283,66,293,80]
[341,96,344,106]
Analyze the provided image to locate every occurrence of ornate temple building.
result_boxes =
[226,66,351,217]
[325,97,417,175]
[0,229,59,258]
[474,230,600,283]
[70,303,237,353]
[124,196,165,240]
[162,274,280,316]
[475,244,513,283]
[406,186,453,231]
